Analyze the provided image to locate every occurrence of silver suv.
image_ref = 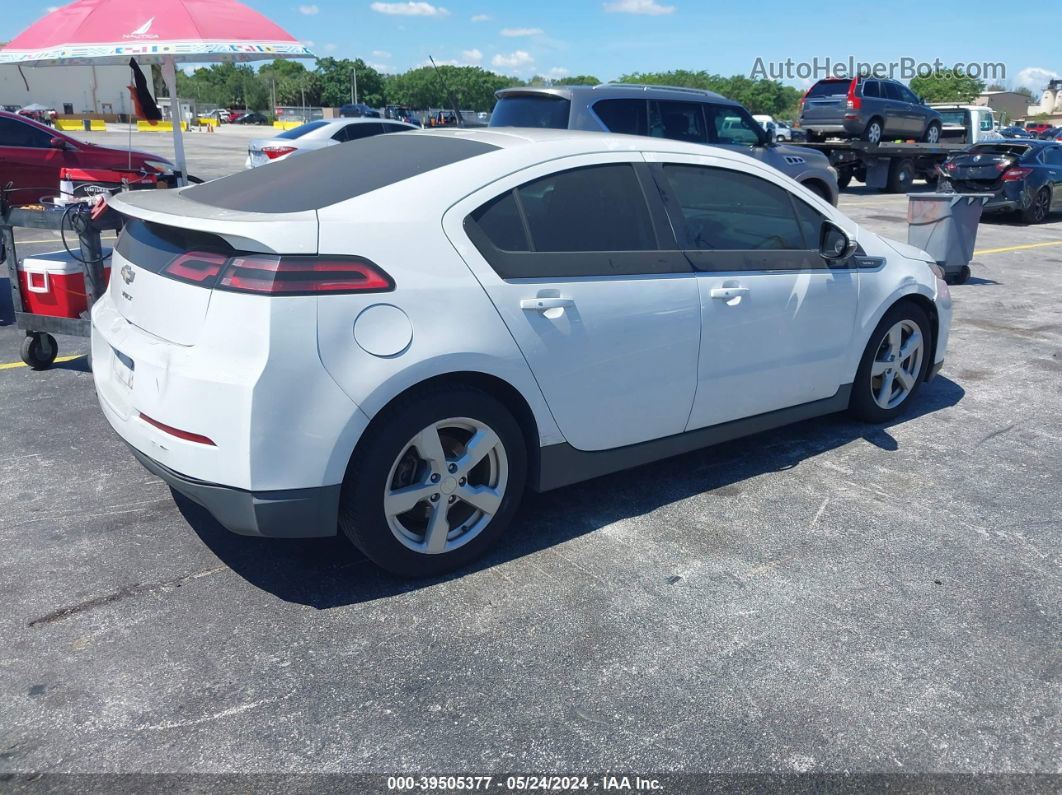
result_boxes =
[798,77,943,145]
[490,84,839,204]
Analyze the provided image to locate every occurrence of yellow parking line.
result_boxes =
[0,354,84,371]
[973,240,1062,256]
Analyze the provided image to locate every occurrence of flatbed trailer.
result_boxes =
[790,140,971,193]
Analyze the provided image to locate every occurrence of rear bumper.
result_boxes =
[799,120,864,137]
[129,444,340,538]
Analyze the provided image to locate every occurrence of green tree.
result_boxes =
[554,75,600,86]
[316,58,387,107]
[1014,86,1035,101]
[616,70,800,116]
[388,66,519,111]
[909,69,985,103]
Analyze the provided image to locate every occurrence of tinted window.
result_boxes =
[661,164,803,250]
[518,164,655,252]
[276,120,329,140]
[883,82,904,101]
[0,117,53,147]
[704,105,762,145]
[862,81,881,99]
[1045,147,1062,166]
[650,101,708,144]
[489,95,571,129]
[806,80,850,98]
[793,198,826,249]
[342,122,383,141]
[899,85,920,104]
[470,190,528,252]
[383,123,412,133]
[593,99,648,136]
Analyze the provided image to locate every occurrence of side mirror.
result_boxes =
[49,137,69,150]
[819,221,858,263]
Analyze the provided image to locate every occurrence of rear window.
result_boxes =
[936,110,966,125]
[184,134,499,213]
[489,95,571,129]
[968,144,1032,158]
[276,120,329,140]
[806,80,851,98]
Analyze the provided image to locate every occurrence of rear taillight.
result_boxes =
[846,78,862,111]
[162,251,228,285]
[798,87,810,111]
[262,145,296,160]
[1002,167,1032,182]
[139,412,216,446]
[216,255,393,295]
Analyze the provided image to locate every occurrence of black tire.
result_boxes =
[922,121,942,144]
[339,384,527,577]
[862,118,884,145]
[923,171,940,189]
[1020,187,1051,224]
[805,130,825,143]
[20,333,58,370]
[956,265,971,285]
[802,180,832,203]
[849,302,932,423]
[836,170,853,190]
[887,159,916,194]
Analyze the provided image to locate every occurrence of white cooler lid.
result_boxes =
[19,248,113,275]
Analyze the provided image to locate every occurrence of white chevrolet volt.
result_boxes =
[92,128,952,576]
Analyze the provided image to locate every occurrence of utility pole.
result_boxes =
[353,65,359,105]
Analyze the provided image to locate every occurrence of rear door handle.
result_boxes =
[710,287,750,300]
[520,297,575,311]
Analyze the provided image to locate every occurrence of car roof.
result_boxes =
[496,83,738,106]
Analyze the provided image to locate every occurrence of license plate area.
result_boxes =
[111,346,134,389]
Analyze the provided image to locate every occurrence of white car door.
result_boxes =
[443,154,702,452]
[643,152,858,430]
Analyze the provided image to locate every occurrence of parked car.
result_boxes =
[753,114,791,142]
[490,84,839,204]
[798,77,943,144]
[1024,122,1051,135]
[94,128,951,576]
[0,111,174,204]
[340,103,381,118]
[232,112,270,125]
[245,117,416,168]
[1037,126,1062,141]
[998,126,1035,139]
[939,140,1062,224]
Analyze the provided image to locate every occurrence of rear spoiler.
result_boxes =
[107,188,319,255]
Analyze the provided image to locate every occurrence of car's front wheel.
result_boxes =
[849,302,932,423]
[340,385,527,577]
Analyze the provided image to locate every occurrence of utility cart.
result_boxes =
[1,199,122,369]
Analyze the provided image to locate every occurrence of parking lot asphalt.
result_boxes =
[1,130,1059,780]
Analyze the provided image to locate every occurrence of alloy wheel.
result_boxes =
[870,320,924,410]
[383,417,508,555]
[866,121,882,144]
[925,124,940,143]
[1033,190,1050,223]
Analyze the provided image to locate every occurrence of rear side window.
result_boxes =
[661,164,803,251]
[338,122,383,141]
[470,191,528,252]
[883,82,904,101]
[593,99,648,136]
[650,101,708,144]
[806,80,849,98]
[276,120,329,140]
[1044,147,1062,166]
[862,81,881,99]
[489,95,571,129]
[518,164,655,252]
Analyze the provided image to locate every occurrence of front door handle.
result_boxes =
[520,297,575,311]
[710,286,750,300]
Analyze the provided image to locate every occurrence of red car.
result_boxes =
[0,111,175,205]
[1025,122,1052,134]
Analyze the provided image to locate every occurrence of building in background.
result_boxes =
[0,59,143,118]
[1023,79,1062,123]
[973,91,1034,124]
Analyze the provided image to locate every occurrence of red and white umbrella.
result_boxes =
[0,0,315,183]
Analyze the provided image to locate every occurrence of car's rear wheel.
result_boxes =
[339,385,527,577]
[849,302,932,423]
[923,122,941,143]
[863,118,884,144]
[1020,187,1051,224]
[836,170,853,190]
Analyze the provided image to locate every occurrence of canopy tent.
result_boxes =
[0,0,315,183]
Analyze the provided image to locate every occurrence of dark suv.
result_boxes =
[798,77,943,145]
[490,84,839,204]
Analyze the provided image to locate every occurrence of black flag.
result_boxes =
[128,58,162,123]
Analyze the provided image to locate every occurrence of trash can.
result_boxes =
[907,193,993,284]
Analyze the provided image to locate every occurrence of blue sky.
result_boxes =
[6,1,1061,94]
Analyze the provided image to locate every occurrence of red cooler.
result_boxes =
[17,249,112,319]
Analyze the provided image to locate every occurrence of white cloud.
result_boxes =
[302,40,316,48]
[548,67,569,78]
[500,27,544,37]
[603,0,675,15]
[492,50,534,69]
[298,4,319,14]
[1015,67,1061,93]
[369,62,396,74]
[324,43,338,53]
[471,14,489,22]
[372,49,392,58]
[462,48,483,64]
[370,1,449,16]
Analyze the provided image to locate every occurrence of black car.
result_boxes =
[940,140,1062,223]
[339,103,381,118]
[233,112,270,125]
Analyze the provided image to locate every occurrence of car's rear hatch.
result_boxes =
[801,79,852,124]
[943,144,1030,192]
[106,187,318,345]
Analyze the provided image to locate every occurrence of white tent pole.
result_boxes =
[161,55,188,186]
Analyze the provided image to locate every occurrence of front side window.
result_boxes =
[592,99,648,136]
[704,106,762,146]
[661,164,804,251]
[0,118,53,147]
[650,101,708,144]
